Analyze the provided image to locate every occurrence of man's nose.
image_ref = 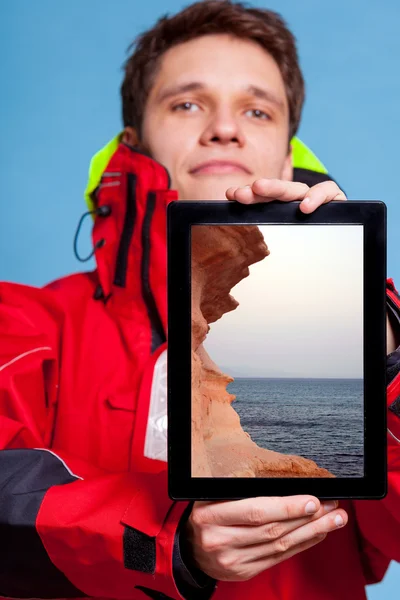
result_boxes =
[200,109,245,146]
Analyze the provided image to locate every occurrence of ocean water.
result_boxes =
[227,377,364,478]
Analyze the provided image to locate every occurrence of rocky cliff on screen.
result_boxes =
[191,224,334,478]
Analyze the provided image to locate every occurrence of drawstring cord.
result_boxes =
[73,205,111,263]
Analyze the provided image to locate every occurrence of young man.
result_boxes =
[0,1,399,599]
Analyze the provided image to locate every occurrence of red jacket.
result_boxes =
[0,143,399,600]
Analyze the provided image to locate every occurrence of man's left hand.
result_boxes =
[226,179,347,213]
[226,178,400,354]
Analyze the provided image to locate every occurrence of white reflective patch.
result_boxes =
[144,349,168,461]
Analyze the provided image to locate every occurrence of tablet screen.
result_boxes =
[191,224,364,479]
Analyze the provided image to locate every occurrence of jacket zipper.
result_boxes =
[114,173,137,287]
[141,191,166,353]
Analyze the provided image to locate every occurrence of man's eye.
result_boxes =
[172,102,200,112]
[245,108,270,120]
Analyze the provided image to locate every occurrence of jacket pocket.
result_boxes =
[96,391,136,472]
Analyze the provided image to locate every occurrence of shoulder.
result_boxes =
[0,271,98,340]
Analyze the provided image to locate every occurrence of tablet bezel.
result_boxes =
[167,200,387,500]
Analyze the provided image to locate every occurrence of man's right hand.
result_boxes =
[184,496,348,581]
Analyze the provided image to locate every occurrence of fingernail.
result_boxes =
[302,196,311,205]
[335,515,344,527]
[322,501,337,513]
[305,501,317,514]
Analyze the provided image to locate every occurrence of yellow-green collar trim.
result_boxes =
[291,137,327,175]
[84,134,327,212]
[84,133,122,212]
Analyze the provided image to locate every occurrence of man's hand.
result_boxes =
[226,179,347,213]
[185,496,347,581]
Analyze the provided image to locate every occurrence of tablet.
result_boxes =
[167,200,387,500]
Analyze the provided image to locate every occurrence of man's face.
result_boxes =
[130,34,293,200]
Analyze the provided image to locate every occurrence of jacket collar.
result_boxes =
[84,135,331,330]
[90,142,177,340]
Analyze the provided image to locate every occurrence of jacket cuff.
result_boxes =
[172,503,217,599]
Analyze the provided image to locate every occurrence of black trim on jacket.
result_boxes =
[141,192,167,352]
[114,173,137,287]
[0,449,87,598]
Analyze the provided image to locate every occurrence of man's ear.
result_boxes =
[281,144,293,181]
[122,126,140,146]
[122,126,151,156]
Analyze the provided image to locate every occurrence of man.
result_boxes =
[0,1,399,599]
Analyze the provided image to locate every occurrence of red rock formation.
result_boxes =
[191,224,334,478]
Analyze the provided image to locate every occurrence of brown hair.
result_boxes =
[121,0,305,141]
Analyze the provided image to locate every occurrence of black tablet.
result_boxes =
[167,200,387,500]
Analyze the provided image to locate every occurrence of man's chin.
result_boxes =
[179,177,251,201]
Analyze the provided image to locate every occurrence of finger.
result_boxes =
[226,180,310,204]
[241,508,348,563]
[251,179,310,202]
[192,495,323,527]
[226,186,243,201]
[300,181,347,213]
[225,185,256,203]
[220,500,339,548]
[245,532,327,578]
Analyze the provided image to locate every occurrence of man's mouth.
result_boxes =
[189,160,251,175]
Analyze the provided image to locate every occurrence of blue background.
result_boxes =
[0,1,399,596]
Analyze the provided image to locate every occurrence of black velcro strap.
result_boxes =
[123,526,156,573]
[135,586,175,599]
[0,448,87,598]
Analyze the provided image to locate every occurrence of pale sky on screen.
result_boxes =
[203,225,363,379]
